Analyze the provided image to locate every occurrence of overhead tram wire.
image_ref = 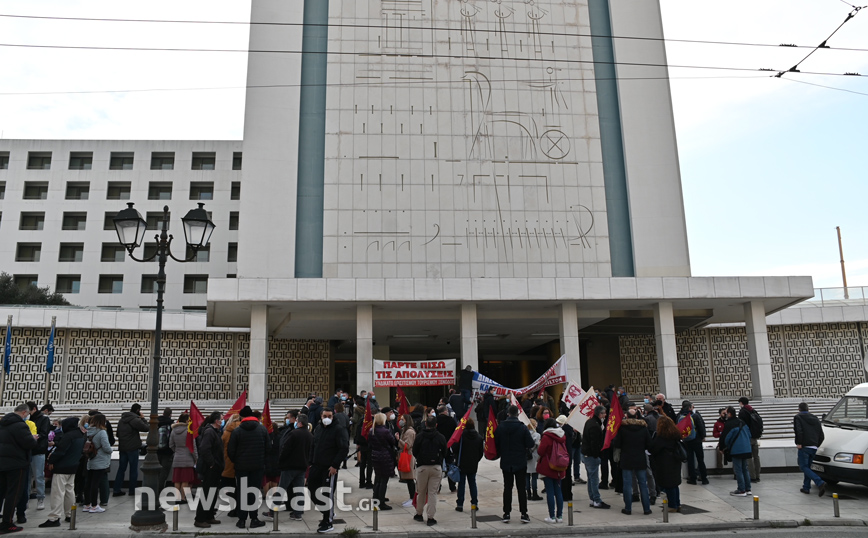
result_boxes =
[1,12,868,54]
[775,4,866,77]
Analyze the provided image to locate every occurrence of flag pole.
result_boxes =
[0,315,12,408]
[44,316,56,405]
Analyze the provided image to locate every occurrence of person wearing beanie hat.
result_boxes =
[239,406,253,418]
[555,415,568,427]
[227,405,268,529]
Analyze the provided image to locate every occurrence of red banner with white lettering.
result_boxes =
[374,359,456,387]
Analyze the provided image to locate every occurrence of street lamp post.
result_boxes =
[113,203,215,530]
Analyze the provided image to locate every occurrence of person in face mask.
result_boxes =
[535,408,552,435]
[327,388,344,409]
[308,408,349,534]
[278,414,311,521]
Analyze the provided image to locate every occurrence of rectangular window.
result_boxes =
[23,182,49,200]
[183,275,208,294]
[146,211,170,230]
[191,152,216,170]
[186,244,210,262]
[62,212,87,230]
[230,181,240,200]
[150,152,174,170]
[0,152,10,169]
[15,243,41,262]
[98,274,123,294]
[101,243,126,262]
[140,275,159,293]
[226,274,236,278]
[0,182,5,199]
[229,211,239,230]
[148,182,172,200]
[106,181,131,200]
[27,152,52,170]
[14,274,39,290]
[65,181,90,200]
[143,244,158,261]
[103,212,116,231]
[19,212,45,231]
[58,243,84,262]
[109,152,134,170]
[68,152,93,170]
[232,152,242,170]
[55,275,80,294]
[189,182,214,200]
[227,242,238,262]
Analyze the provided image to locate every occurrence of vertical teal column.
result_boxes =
[587,0,634,277]
[294,0,329,277]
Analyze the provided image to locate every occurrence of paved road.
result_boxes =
[625,529,867,538]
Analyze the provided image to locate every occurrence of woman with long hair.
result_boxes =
[83,414,112,513]
[526,419,543,501]
[396,413,417,506]
[369,413,397,510]
[650,415,683,512]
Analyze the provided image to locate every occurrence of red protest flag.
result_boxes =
[396,387,410,417]
[447,402,475,448]
[602,392,623,450]
[483,405,499,460]
[677,414,694,439]
[361,396,374,440]
[261,398,274,434]
[226,390,247,417]
[186,400,205,453]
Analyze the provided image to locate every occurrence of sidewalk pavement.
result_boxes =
[17,458,868,536]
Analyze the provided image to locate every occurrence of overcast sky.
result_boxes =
[1,1,866,290]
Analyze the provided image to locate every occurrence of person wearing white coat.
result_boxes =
[525,419,543,501]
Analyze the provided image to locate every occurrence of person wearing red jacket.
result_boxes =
[712,408,726,470]
[536,418,567,523]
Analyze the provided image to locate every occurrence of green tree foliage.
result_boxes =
[0,272,71,305]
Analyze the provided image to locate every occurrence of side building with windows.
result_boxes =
[0,140,242,310]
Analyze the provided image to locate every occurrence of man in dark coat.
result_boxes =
[655,394,678,422]
[455,420,484,511]
[794,403,826,496]
[557,416,575,501]
[194,411,224,529]
[156,408,174,496]
[436,406,458,492]
[412,417,447,526]
[477,387,496,435]
[458,365,474,405]
[493,405,534,524]
[308,408,349,534]
[738,397,761,482]
[113,403,149,496]
[39,416,84,527]
[27,402,52,510]
[227,406,268,529]
[279,414,312,520]
[0,403,37,533]
[581,406,610,509]
[677,401,708,485]
[448,389,466,423]
[613,408,652,515]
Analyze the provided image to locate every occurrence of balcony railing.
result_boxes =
[806,286,868,306]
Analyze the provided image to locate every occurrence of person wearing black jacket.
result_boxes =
[436,406,458,492]
[454,419,484,512]
[581,406,610,509]
[194,411,224,529]
[279,414,312,520]
[0,404,38,534]
[458,365,474,404]
[412,417,447,526]
[39,417,84,527]
[676,401,708,485]
[794,403,826,496]
[477,387,496,435]
[655,394,678,423]
[157,408,174,496]
[493,405,534,524]
[448,390,466,423]
[557,416,575,501]
[613,409,652,515]
[308,407,349,534]
[26,402,52,510]
[227,406,268,529]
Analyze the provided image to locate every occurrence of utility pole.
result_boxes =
[837,226,849,299]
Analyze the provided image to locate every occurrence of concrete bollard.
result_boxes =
[273,505,279,531]
[833,493,840,518]
[372,505,379,531]
[172,504,179,531]
[567,501,574,526]
[662,499,668,523]
[471,504,477,529]
[753,496,759,520]
[69,504,77,531]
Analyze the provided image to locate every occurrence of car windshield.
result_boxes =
[824,395,868,429]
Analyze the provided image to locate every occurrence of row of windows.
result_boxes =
[0,180,240,201]
[12,273,214,294]
[13,242,238,263]
[8,211,238,231]
[0,151,242,171]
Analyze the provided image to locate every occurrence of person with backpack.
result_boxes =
[156,408,174,496]
[83,414,112,514]
[537,418,568,523]
[676,401,708,485]
[737,397,762,482]
[650,416,685,513]
[613,408,652,515]
[39,417,85,527]
[718,406,752,496]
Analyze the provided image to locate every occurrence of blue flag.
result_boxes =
[3,319,11,376]
[46,325,56,374]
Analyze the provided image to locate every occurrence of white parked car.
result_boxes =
[813,382,868,487]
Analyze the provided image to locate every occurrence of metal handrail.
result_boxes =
[806,286,868,306]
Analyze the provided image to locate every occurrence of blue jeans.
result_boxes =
[622,469,650,513]
[572,447,583,479]
[525,472,538,494]
[584,456,601,503]
[732,458,751,492]
[662,486,680,509]
[457,472,478,508]
[797,448,824,490]
[30,454,46,500]
[541,476,563,518]
[114,449,140,494]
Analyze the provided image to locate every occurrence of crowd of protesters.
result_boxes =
[0,382,830,535]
